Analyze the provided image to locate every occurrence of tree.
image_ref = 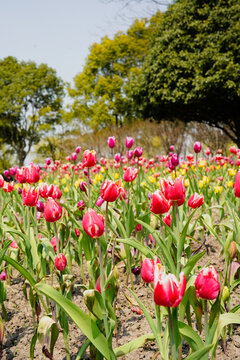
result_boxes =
[69,13,162,131]
[133,0,240,146]
[0,56,64,166]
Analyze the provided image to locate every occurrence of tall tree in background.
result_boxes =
[133,0,240,145]
[0,56,64,166]
[69,13,162,131]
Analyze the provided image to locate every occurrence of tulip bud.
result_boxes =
[135,223,142,232]
[18,187,22,194]
[0,272,6,281]
[222,286,230,302]
[9,167,16,176]
[228,241,237,260]
[170,145,174,151]
[75,146,81,154]
[36,200,44,213]
[96,196,104,207]
[83,289,95,310]
[75,228,80,238]
[55,253,67,271]
[79,181,87,192]
[132,267,141,276]
[45,158,51,166]
[77,200,85,211]
[37,316,59,349]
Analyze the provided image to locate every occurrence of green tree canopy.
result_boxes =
[69,13,162,131]
[0,56,65,166]
[133,0,240,145]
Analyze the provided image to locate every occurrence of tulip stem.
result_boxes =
[97,238,110,339]
[87,168,91,208]
[204,300,208,341]
[54,222,60,254]
[168,308,177,360]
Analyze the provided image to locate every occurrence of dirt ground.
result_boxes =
[2,232,240,360]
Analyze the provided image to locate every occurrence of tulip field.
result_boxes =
[1,138,240,359]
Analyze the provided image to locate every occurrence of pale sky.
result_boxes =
[0,0,170,85]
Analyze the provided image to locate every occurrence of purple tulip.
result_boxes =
[171,153,179,166]
[77,200,85,211]
[79,181,87,192]
[36,200,44,213]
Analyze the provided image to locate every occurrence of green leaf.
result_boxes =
[29,228,40,270]
[114,333,155,357]
[183,251,205,277]
[178,321,204,352]
[36,283,111,360]
[4,255,36,286]
[0,240,11,266]
[184,344,213,360]
[30,328,38,360]
[116,238,155,259]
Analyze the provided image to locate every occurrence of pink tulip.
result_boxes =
[194,142,201,153]
[108,136,116,149]
[125,137,134,149]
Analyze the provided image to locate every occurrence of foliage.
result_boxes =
[0,56,65,165]
[69,13,162,130]
[133,0,240,145]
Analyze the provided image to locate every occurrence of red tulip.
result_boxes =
[150,190,171,215]
[83,150,96,168]
[188,193,204,209]
[3,181,14,193]
[153,270,186,307]
[0,175,4,188]
[16,167,26,183]
[234,171,240,198]
[25,163,40,184]
[100,179,119,202]
[115,180,127,200]
[22,186,39,207]
[141,257,161,283]
[39,183,54,198]
[195,266,220,300]
[123,167,138,182]
[82,209,104,238]
[162,177,185,205]
[135,223,142,232]
[52,185,62,199]
[163,213,171,227]
[75,228,80,238]
[43,197,62,223]
[55,253,67,271]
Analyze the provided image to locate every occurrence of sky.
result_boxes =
[0,0,170,86]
